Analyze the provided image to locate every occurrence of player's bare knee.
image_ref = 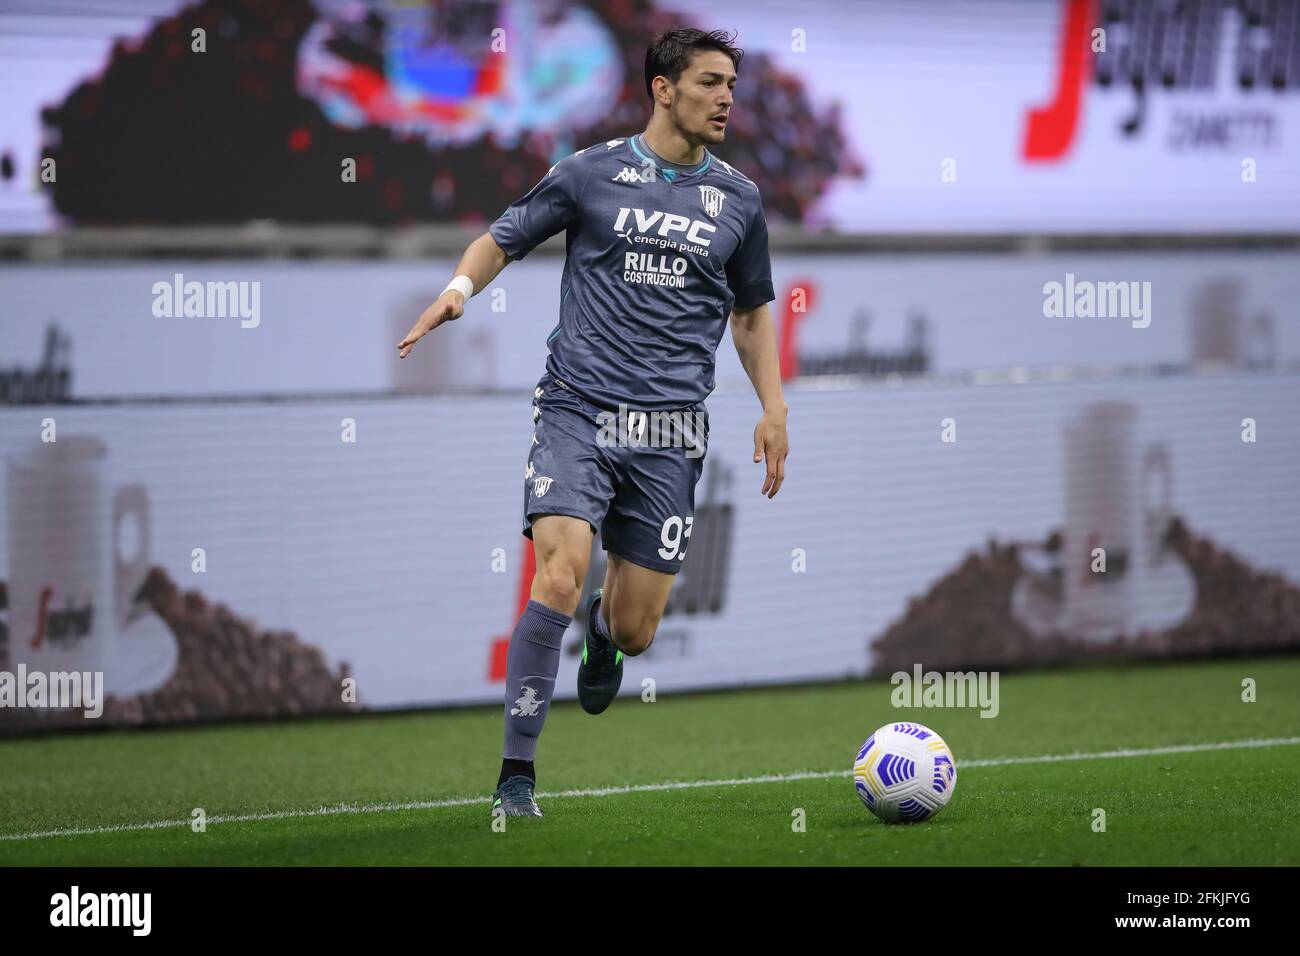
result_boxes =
[613,618,657,656]
[533,561,583,615]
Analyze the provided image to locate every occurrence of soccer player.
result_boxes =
[399,28,788,817]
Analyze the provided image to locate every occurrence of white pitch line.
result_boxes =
[2,735,1298,844]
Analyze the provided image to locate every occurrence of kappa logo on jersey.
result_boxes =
[698,185,727,217]
[612,164,656,184]
[532,476,553,497]
[525,461,536,480]
[612,208,716,250]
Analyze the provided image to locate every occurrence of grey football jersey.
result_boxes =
[489,134,774,411]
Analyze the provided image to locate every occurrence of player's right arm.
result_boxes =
[398,233,509,358]
[398,153,588,358]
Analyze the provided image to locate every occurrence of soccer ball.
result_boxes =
[853,722,957,823]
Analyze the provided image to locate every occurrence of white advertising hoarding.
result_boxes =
[2,371,1297,729]
[3,251,1298,403]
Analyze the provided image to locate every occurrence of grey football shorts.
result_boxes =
[522,372,708,575]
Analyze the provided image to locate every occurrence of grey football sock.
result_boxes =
[591,593,613,647]
[502,599,571,762]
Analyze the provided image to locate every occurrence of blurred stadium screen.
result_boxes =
[1,0,1299,232]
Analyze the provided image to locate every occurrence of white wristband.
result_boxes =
[441,275,475,300]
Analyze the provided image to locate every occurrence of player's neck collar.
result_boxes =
[630,134,712,183]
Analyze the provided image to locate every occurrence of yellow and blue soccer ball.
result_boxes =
[853,722,957,823]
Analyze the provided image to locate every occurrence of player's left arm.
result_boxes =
[726,186,786,499]
[730,302,788,499]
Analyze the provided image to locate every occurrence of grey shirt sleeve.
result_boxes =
[725,190,776,310]
[489,156,588,261]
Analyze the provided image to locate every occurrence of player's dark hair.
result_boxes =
[644,29,744,103]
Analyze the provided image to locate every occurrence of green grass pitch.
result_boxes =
[1,656,1298,865]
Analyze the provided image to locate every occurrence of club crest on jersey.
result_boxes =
[698,185,726,217]
[532,476,554,497]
